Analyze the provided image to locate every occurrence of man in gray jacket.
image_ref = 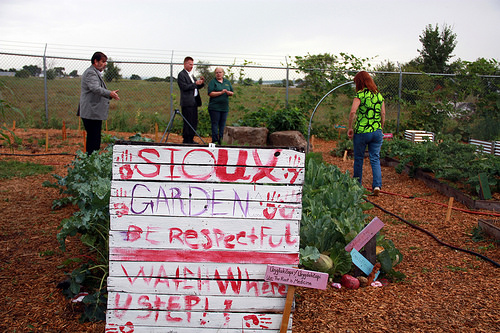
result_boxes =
[78,51,120,155]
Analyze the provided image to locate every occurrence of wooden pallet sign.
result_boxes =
[106,142,305,333]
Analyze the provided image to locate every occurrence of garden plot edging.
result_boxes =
[381,157,500,212]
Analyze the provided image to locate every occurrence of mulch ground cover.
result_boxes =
[0,128,499,332]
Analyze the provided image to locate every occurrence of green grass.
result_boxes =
[0,160,54,179]
[0,76,405,135]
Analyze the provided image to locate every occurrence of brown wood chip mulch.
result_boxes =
[0,129,498,332]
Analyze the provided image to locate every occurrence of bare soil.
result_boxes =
[0,129,499,332]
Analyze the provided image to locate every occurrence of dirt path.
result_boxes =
[0,129,498,332]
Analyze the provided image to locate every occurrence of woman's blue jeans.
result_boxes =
[209,110,228,144]
[353,129,383,189]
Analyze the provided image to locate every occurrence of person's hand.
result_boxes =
[110,89,120,100]
[347,128,354,139]
[227,91,234,96]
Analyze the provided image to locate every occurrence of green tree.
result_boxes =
[54,67,65,77]
[46,69,56,80]
[69,70,78,77]
[418,23,457,73]
[292,52,370,112]
[103,60,121,82]
[22,65,42,77]
[196,61,215,84]
[130,74,141,80]
[15,69,30,78]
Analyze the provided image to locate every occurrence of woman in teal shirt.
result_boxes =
[347,71,386,195]
[207,67,234,144]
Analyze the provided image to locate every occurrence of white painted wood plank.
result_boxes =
[107,277,289,297]
[109,248,300,265]
[109,262,293,280]
[106,311,292,330]
[109,230,299,251]
[109,196,302,220]
[112,163,305,185]
[107,292,287,312]
[111,181,303,203]
[105,325,292,333]
[110,215,300,235]
[113,144,305,168]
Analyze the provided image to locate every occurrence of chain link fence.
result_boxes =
[1,52,499,138]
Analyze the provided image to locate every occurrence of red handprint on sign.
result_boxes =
[243,314,272,329]
[114,203,129,217]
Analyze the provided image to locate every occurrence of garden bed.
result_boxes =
[1,130,499,332]
[381,157,500,212]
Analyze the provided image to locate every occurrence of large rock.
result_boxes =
[223,126,269,146]
[268,130,311,152]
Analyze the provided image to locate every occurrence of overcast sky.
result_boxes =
[1,0,499,67]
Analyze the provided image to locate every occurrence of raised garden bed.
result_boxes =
[381,157,500,212]
[478,219,500,240]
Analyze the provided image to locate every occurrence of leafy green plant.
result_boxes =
[43,148,113,321]
[381,138,500,196]
[299,155,402,279]
[330,137,353,157]
[267,106,307,135]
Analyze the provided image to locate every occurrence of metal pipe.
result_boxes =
[396,63,402,134]
[306,81,353,154]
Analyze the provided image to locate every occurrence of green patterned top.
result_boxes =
[354,89,384,134]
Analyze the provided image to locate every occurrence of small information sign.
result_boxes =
[265,265,328,290]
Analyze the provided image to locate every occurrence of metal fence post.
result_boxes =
[396,63,402,134]
[285,57,289,108]
[170,50,174,116]
[43,44,48,125]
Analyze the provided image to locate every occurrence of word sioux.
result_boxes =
[117,148,302,184]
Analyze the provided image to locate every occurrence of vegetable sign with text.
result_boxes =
[105,143,304,332]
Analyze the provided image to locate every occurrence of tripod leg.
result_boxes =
[160,110,178,143]
[175,109,206,145]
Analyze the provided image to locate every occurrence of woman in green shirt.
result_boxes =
[347,71,386,195]
[207,67,234,144]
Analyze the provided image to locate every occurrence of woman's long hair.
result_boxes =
[354,71,378,93]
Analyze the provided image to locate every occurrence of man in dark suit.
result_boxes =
[177,56,204,144]
[78,51,120,155]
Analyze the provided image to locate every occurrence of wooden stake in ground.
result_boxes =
[265,265,328,333]
[45,131,49,152]
[62,121,67,141]
[155,123,158,142]
[445,197,454,222]
[105,120,108,133]
[280,285,296,333]
[83,131,86,153]
[12,120,15,131]
[343,150,348,161]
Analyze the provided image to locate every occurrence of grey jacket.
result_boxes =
[78,65,111,120]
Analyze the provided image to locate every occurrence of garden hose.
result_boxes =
[0,152,75,156]
[365,197,500,268]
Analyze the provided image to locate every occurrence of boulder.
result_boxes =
[223,126,269,146]
[268,130,311,152]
